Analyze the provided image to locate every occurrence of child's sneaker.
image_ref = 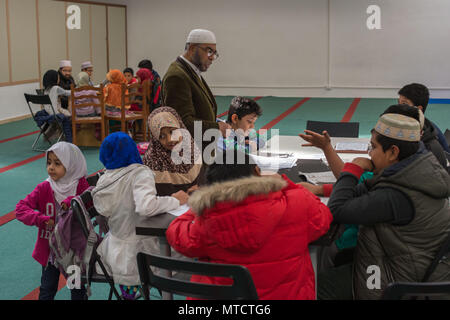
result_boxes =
[119,285,140,300]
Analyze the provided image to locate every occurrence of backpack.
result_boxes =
[48,189,108,296]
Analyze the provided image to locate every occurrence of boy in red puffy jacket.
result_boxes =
[166,150,333,300]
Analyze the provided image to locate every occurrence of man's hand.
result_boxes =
[352,157,374,171]
[61,202,68,211]
[298,182,324,196]
[171,190,189,205]
[299,130,332,150]
[218,121,232,138]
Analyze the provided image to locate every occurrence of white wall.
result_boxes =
[0,0,128,123]
[126,0,450,99]
[0,82,40,122]
[3,0,450,122]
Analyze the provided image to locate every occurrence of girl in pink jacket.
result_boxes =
[16,142,90,300]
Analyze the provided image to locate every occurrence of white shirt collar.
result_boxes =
[180,55,202,79]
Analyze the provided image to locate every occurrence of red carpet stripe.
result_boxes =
[0,130,39,144]
[217,111,229,118]
[0,211,16,227]
[258,98,310,132]
[0,153,46,174]
[341,98,361,122]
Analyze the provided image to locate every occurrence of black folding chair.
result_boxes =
[382,282,450,300]
[71,189,121,300]
[444,129,450,148]
[35,89,45,95]
[306,120,359,137]
[86,170,105,187]
[24,93,65,152]
[445,152,450,174]
[136,252,259,300]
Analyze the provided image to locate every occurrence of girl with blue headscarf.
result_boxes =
[92,132,188,299]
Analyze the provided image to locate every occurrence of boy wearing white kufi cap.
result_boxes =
[317,110,450,300]
[81,61,94,85]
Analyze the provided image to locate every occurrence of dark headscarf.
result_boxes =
[99,132,143,170]
[43,70,59,91]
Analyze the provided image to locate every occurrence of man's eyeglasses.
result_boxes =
[195,45,219,60]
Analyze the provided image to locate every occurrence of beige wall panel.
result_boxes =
[67,2,90,80]
[9,0,39,81]
[0,0,9,83]
[38,0,66,83]
[91,4,107,84]
[107,6,126,72]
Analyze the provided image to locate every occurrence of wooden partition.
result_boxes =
[0,0,127,88]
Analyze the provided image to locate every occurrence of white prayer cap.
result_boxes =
[186,29,216,44]
[81,61,93,69]
[59,60,72,68]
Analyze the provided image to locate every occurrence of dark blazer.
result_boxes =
[162,57,219,146]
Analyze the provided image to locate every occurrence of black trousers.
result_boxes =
[39,263,87,300]
[317,263,354,300]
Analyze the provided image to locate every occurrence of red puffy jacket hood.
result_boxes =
[188,175,289,253]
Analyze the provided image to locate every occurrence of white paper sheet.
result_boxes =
[300,171,337,184]
[298,153,325,160]
[167,204,190,217]
[250,154,297,171]
[335,142,368,151]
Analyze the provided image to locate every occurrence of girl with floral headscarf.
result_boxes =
[143,106,203,196]
[92,132,189,299]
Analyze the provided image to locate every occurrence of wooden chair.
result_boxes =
[70,84,106,146]
[104,80,151,141]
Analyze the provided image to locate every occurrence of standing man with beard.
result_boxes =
[162,29,230,154]
[58,60,75,111]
